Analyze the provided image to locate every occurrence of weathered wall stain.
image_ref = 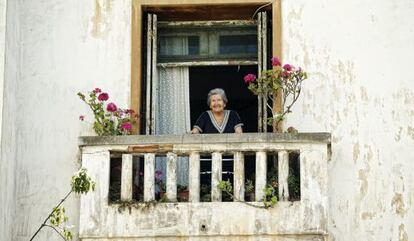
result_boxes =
[360,212,375,220]
[353,143,360,163]
[395,127,403,141]
[358,169,368,198]
[391,193,406,217]
[91,0,112,38]
[407,126,414,140]
[399,224,408,241]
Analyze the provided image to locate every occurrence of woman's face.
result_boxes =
[209,94,226,113]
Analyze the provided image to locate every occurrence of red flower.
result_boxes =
[283,64,292,71]
[106,102,117,112]
[93,88,102,93]
[271,57,281,66]
[125,109,135,115]
[98,92,109,101]
[120,122,132,131]
[244,73,256,83]
[281,71,291,78]
[79,115,85,121]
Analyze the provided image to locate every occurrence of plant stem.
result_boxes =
[44,224,68,241]
[29,190,72,241]
[221,190,270,209]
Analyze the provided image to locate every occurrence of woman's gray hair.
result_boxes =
[207,88,228,106]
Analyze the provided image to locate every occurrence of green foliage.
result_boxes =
[30,168,96,241]
[50,207,68,227]
[245,179,254,194]
[217,179,278,209]
[71,168,96,194]
[218,179,233,194]
[263,185,278,208]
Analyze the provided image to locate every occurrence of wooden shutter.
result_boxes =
[257,11,268,133]
[145,13,158,135]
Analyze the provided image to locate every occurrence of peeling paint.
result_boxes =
[395,127,403,141]
[358,169,368,198]
[361,212,375,220]
[90,0,112,38]
[353,143,360,163]
[364,144,373,161]
[391,193,406,217]
[407,126,414,140]
[399,224,408,241]
[360,87,368,101]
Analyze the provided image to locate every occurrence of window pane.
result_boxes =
[157,23,258,63]
[159,36,200,57]
[219,34,257,55]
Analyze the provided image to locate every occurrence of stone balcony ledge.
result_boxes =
[79,132,331,147]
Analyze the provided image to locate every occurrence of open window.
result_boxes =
[143,12,270,135]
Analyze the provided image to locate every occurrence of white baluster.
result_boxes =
[144,153,155,201]
[255,151,267,201]
[166,152,177,201]
[233,152,245,201]
[189,152,200,202]
[211,152,222,202]
[278,151,289,201]
[121,154,133,201]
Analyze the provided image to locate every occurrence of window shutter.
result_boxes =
[257,12,268,133]
[145,13,158,135]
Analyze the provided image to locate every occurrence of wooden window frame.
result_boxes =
[131,1,282,134]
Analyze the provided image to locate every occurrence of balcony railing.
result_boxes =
[78,133,330,240]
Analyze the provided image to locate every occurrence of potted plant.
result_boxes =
[78,88,139,136]
[177,184,189,202]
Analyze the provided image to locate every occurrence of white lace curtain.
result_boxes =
[155,36,190,186]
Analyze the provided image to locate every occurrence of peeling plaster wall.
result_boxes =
[1,1,132,240]
[1,0,413,241]
[283,1,414,240]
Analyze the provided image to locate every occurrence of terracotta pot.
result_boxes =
[177,190,189,202]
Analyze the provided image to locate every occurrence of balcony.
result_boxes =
[78,133,331,241]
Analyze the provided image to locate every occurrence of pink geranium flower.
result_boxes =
[281,71,291,78]
[98,92,109,101]
[271,57,281,66]
[283,64,293,71]
[106,102,117,112]
[244,73,256,83]
[94,88,102,93]
[120,122,132,131]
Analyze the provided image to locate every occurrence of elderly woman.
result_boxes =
[191,88,243,134]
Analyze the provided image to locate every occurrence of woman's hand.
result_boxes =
[235,126,243,133]
[191,128,200,134]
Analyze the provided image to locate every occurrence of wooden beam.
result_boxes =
[131,2,142,134]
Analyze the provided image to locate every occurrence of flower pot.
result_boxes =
[177,190,189,202]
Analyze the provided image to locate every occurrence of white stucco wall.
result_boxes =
[283,1,414,241]
[1,1,132,240]
[1,0,413,241]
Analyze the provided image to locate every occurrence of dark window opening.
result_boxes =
[288,152,301,201]
[189,65,258,132]
[109,157,122,203]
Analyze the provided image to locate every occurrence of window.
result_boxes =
[143,13,270,135]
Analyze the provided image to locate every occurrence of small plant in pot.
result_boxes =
[177,184,189,202]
